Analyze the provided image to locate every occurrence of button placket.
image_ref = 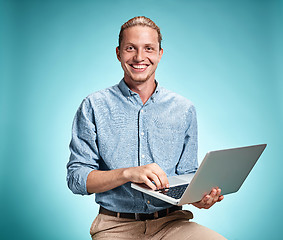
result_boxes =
[139,107,146,165]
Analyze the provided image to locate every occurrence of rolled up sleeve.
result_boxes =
[67,98,100,195]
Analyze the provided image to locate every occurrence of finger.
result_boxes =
[211,188,220,201]
[150,163,169,189]
[200,194,210,206]
[217,195,224,202]
[206,189,217,205]
[212,188,221,202]
[211,188,221,202]
[215,188,221,198]
[208,189,222,207]
[155,171,169,189]
[193,194,210,209]
[144,177,158,190]
[148,172,162,190]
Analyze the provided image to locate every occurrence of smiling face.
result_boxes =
[116,26,163,85]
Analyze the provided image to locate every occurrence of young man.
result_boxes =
[67,16,226,239]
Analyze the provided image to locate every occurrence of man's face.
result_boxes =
[116,26,163,84]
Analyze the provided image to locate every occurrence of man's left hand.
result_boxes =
[192,188,224,209]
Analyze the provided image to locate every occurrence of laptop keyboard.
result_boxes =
[156,184,189,199]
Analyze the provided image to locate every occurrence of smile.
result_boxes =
[130,64,148,70]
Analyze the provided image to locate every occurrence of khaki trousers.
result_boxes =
[90,210,227,240]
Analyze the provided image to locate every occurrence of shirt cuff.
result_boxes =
[68,167,95,195]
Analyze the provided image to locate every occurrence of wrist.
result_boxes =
[121,167,131,182]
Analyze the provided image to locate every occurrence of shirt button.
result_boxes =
[147,200,150,204]
[141,132,144,136]
[141,154,145,158]
[141,109,144,113]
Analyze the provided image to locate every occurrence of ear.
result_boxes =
[158,48,163,62]
[116,47,121,62]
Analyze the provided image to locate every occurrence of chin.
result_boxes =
[132,78,148,83]
[130,73,155,83]
[126,74,147,82]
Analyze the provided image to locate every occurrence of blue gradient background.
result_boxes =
[1,0,282,239]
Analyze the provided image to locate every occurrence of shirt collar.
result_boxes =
[118,79,136,97]
[118,78,160,101]
[151,80,160,102]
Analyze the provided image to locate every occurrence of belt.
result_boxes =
[99,206,182,221]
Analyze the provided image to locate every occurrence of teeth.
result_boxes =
[132,65,147,69]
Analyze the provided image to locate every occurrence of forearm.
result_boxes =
[86,163,169,194]
[86,168,129,193]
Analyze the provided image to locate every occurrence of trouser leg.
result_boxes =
[90,214,146,239]
[146,210,227,240]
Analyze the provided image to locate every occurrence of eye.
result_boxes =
[126,46,134,51]
[146,46,153,52]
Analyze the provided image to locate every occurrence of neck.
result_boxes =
[124,77,156,104]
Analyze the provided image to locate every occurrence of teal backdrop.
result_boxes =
[1,0,282,239]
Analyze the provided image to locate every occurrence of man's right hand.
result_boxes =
[86,163,168,194]
[123,163,169,190]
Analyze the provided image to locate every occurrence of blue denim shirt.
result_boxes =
[67,79,198,213]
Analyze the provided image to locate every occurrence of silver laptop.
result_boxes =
[131,144,266,206]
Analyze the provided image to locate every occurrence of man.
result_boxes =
[67,16,226,239]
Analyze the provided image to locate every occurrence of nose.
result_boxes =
[134,48,144,62]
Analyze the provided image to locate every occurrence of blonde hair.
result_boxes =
[118,16,162,50]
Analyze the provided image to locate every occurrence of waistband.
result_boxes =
[99,206,182,221]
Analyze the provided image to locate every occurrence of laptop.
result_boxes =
[131,144,267,206]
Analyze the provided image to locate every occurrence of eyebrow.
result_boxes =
[123,42,158,47]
